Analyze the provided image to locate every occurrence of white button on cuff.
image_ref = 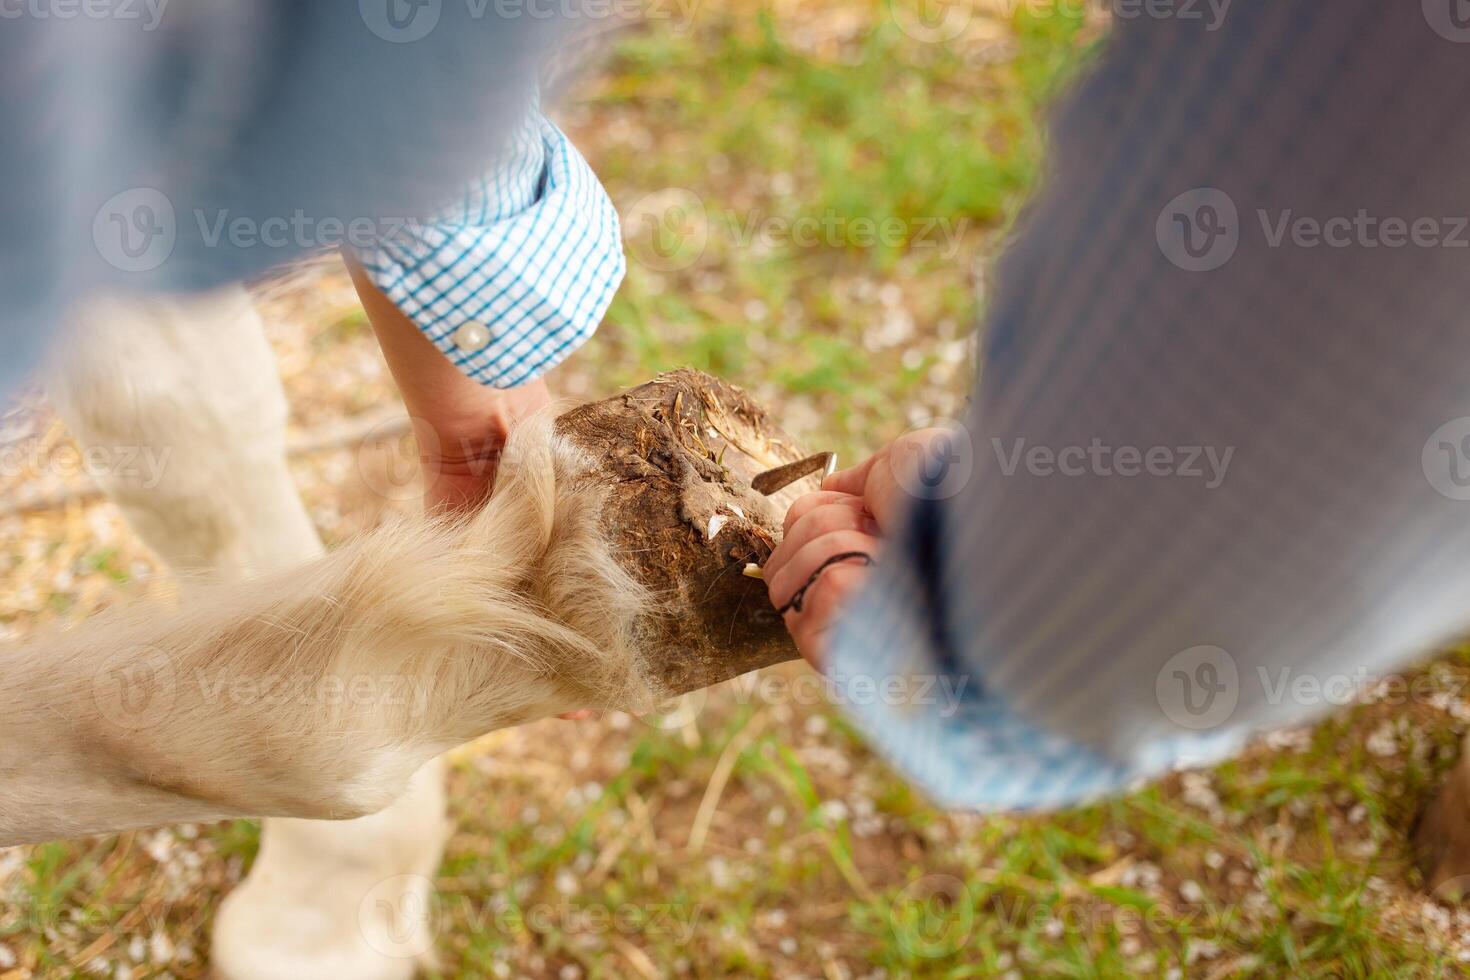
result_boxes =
[452,321,491,354]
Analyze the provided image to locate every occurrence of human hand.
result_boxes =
[820,427,957,527]
[764,429,957,668]
[418,378,552,514]
[763,490,881,670]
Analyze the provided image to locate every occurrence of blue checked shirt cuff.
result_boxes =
[356,113,625,388]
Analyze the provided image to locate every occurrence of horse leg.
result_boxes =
[48,285,447,980]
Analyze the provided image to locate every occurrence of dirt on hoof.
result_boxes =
[556,369,813,698]
[1414,732,1470,901]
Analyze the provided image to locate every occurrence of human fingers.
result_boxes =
[765,527,880,614]
[776,500,879,563]
[781,490,867,535]
[781,561,872,671]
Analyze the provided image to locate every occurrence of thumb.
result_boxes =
[858,428,963,530]
[822,449,885,497]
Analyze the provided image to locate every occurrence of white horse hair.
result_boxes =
[0,286,658,978]
[0,408,660,841]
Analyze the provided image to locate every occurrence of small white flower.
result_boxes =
[149,931,175,964]
[1365,722,1399,757]
[817,800,849,824]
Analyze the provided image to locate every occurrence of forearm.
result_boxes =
[343,108,622,505]
[348,254,526,440]
[346,255,552,511]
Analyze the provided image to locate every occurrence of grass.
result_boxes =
[577,0,1101,457]
[2,2,1469,978]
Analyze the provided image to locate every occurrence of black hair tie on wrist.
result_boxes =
[776,551,876,616]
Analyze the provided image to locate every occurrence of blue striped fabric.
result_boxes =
[830,1,1470,810]
[1,3,577,368]
[356,110,624,388]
